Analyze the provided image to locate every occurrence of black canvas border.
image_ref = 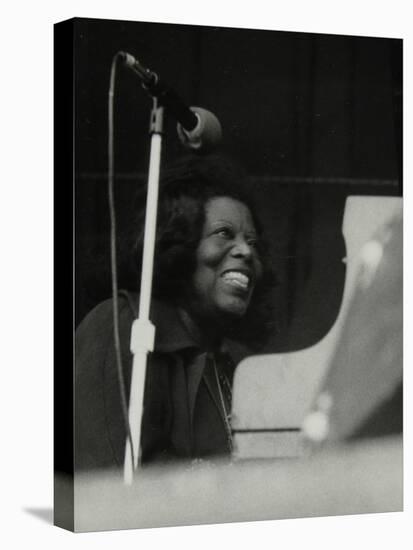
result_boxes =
[53,17,75,532]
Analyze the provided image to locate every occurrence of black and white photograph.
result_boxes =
[54,16,402,532]
[2,2,410,548]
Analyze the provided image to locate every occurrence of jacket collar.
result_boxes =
[126,291,251,363]
[150,298,200,353]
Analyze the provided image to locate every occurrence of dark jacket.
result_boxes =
[75,292,249,471]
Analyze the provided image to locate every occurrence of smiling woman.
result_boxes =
[191,196,263,321]
[75,155,275,470]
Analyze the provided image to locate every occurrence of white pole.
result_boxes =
[123,105,163,484]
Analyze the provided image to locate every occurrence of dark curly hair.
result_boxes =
[126,154,276,349]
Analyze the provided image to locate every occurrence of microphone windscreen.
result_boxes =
[177,106,222,152]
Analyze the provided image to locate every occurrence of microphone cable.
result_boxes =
[108,52,135,467]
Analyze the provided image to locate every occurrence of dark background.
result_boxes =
[74,18,402,352]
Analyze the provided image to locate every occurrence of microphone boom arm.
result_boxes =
[121,51,198,131]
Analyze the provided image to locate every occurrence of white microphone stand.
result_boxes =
[124,98,164,484]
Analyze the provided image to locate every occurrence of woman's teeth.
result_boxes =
[222,271,249,289]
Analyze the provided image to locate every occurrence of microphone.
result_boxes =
[121,51,222,151]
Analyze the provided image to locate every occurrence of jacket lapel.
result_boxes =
[186,351,208,422]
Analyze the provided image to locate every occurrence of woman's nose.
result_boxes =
[231,236,253,259]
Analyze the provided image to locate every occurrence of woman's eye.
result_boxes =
[215,228,232,238]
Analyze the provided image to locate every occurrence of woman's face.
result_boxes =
[191,196,263,320]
